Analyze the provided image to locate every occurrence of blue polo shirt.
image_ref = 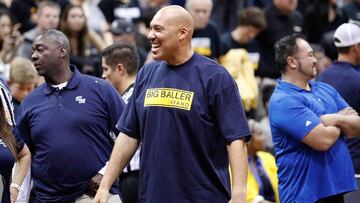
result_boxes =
[117,53,251,203]
[317,61,360,175]
[16,66,125,202]
[269,79,357,202]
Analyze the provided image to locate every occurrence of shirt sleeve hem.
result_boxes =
[118,126,140,140]
[226,133,251,144]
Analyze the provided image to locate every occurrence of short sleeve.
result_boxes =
[270,96,321,141]
[211,73,251,143]
[15,103,32,149]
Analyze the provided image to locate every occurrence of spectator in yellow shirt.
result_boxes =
[246,119,279,203]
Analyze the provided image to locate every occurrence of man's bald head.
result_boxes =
[185,0,213,11]
[148,5,195,64]
[185,0,212,29]
[35,29,70,55]
[154,5,194,37]
[31,29,72,82]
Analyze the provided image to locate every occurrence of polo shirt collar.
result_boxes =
[277,78,316,93]
[43,65,81,95]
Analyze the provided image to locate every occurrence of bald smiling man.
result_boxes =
[94,6,251,203]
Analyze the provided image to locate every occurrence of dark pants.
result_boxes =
[316,194,344,203]
[119,171,139,203]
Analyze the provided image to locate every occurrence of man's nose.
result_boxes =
[147,30,155,40]
[31,52,38,62]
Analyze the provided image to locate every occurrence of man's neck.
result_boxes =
[166,48,194,66]
[46,66,73,85]
[282,74,311,91]
[118,75,136,95]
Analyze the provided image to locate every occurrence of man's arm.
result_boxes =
[93,133,139,203]
[302,107,360,151]
[336,115,360,137]
[303,122,341,151]
[321,108,360,138]
[85,161,110,198]
[228,138,248,203]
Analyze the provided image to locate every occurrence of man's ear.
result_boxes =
[59,47,67,58]
[116,63,126,76]
[179,27,190,41]
[352,44,360,55]
[287,56,297,69]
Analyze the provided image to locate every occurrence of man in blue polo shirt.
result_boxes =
[94,5,250,203]
[317,22,360,203]
[16,30,125,202]
[270,33,360,202]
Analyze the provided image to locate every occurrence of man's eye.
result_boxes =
[37,48,45,53]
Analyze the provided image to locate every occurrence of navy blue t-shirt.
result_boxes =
[16,67,125,202]
[269,80,357,202]
[117,53,250,203]
[317,61,360,175]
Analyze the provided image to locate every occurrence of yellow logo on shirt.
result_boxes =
[144,88,194,111]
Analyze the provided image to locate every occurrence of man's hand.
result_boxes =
[93,188,110,203]
[320,114,341,127]
[87,173,103,197]
[337,107,358,116]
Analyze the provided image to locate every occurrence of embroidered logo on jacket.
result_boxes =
[144,88,194,111]
[75,96,86,104]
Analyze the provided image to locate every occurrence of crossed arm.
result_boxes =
[321,107,360,138]
[303,107,360,151]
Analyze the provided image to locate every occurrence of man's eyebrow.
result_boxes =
[32,44,47,49]
[151,24,165,29]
